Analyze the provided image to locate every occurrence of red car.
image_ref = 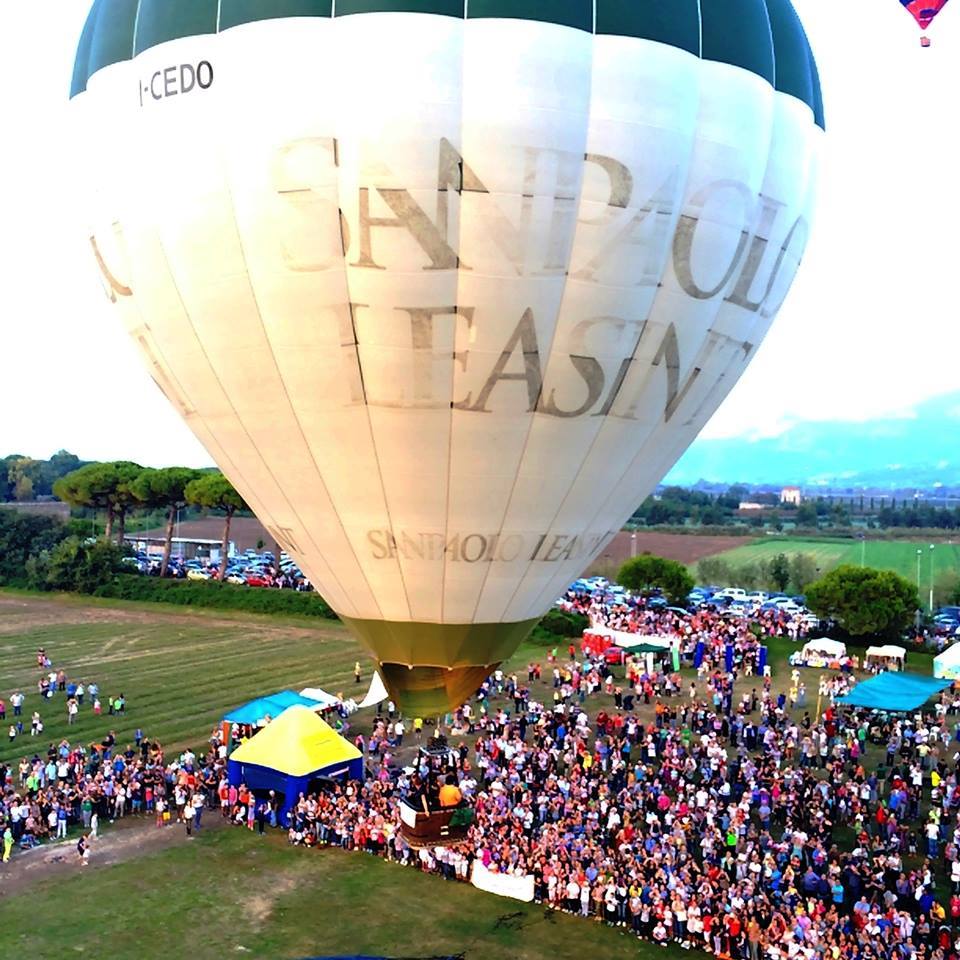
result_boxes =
[244,573,273,587]
[602,646,626,666]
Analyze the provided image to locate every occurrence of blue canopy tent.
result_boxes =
[836,673,951,712]
[223,690,320,726]
[228,706,363,822]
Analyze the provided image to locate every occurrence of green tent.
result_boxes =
[620,642,670,655]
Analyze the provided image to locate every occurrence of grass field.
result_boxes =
[706,537,960,591]
[0,590,572,769]
[0,592,363,768]
[1,827,682,960]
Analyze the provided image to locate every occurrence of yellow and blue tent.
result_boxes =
[227,706,363,820]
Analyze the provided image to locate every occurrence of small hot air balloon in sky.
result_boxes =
[70,0,823,714]
[901,0,950,44]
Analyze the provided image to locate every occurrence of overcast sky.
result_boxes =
[1,1,957,467]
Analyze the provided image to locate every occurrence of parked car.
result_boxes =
[714,587,748,602]
[775,600,804,615]
[602,646,626,665]
[186,568,212,581]
[244,573,273,587]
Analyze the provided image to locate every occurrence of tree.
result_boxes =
[933,571,960,609]
[42,536,128,594]
[617,554,694,605]
[770,554,791,592]
[108,462,145,545]
[39,450,83,496]
[805,565,918,641]
[537,609,590,638]
[795,502,818,527]
[185,472,248,580]
[788,553,819,593]
[53,461,142,543]
[55,463,119,538]
[0,511,69,585]
[131,467,200,576]
[697,557,734,586]
[7,457,42,502]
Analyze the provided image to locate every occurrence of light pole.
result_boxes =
[929,544,935,613]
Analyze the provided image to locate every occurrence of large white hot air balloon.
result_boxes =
[71,0,823,713]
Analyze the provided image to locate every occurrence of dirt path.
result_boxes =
[0,811,225,896]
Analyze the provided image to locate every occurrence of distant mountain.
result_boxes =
[665,392,960,490]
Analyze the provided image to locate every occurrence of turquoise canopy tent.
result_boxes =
[224,690,320,726]
[836,673,951,712]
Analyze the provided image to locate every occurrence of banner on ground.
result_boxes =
[470,860,535,902]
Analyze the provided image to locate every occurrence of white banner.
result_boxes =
[470,861,535,903]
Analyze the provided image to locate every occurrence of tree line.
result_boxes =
[696,553,820,595]
[51,462,247,580]
[1,451,85,502]
[631,485,960,531]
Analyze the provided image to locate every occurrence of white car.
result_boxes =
[776,600,803,615]
[743,591,767,605]
[714,587,748,601]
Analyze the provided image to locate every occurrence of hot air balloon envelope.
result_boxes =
[901,0,950,29]
[71,0,824,714]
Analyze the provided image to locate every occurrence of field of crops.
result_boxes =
[707,537,960,591]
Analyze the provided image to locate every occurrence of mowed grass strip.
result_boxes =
[0,594,360,766]
[703,537,960,588]
[0,826,681,960]
[704,538,855,573]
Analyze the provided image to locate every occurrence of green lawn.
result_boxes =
[706,536,960,593]
[0,818,678,960]
[0,592,361,767]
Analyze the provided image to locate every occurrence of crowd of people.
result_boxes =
[267,650,960,960]
[10,590,960,960]
[557,586,814,680]
[0,722,225,862]
[1,648,124,750]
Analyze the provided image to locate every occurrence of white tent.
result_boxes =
[934,644,960,681]
[359,671,389,708]
[801,638,847,661]
[865,645,906,671]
